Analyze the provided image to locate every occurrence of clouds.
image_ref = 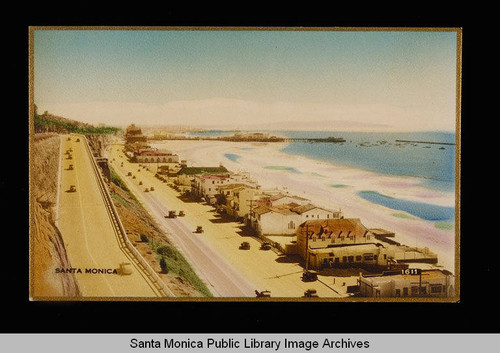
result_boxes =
[42,97,456,132]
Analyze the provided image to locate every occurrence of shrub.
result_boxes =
[157,245,176,259]
[159,257,168,274]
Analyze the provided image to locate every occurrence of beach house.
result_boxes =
[358,269,455,298]
[291,203,343,222]
[217,183,259,219]
[296,218,375,260]
[133,149,180,164]
[174,166,229,191]
[250,205,302,236]
[193,173,232,203]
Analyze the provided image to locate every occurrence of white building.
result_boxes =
[193,173,232,203]
[291,203,343,222]
[250,205,301,236]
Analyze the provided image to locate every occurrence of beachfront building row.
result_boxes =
[132,148,180,164]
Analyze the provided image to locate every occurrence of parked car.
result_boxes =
[255,290,271,298]
[301,270,318,282]
[303,289,318,298]
[239,242,250,250]
[260,242,272,250]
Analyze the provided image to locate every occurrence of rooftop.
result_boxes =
[298,218,369,238]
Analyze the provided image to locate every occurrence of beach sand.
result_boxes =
[152,140,457,273]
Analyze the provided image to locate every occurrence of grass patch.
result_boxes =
[109,166,140,205]
[149,239,213,297]
[110,192,130,208]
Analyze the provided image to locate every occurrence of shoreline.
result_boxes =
[151,139,457,272]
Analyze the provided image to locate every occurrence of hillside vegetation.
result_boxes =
[34,105,120,135]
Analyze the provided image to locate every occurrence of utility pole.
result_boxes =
[305,222,310,271]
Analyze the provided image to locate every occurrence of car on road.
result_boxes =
[301,270,318,282]
[195,226,204,233]
[118,262,133,275]
[303,289,318,298]
[178,210,185,217]
[150,186,154,191]
[67,164,73,170]
[260,242,272,250]
[165,210,177,218]
[255,289,271,298]
[68,185,76,192]
[239,241,250,250]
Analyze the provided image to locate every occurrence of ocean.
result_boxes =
[189,130,457,222]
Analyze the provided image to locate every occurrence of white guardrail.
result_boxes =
[79,134,173,297]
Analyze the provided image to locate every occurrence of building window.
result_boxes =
[355,255,362,262]
[395,289,401,297]
[288,221,295,229]
[430,285,442,294]
[411,286,419,295]
[348,256,354,263]
[327,214,330,219]
[403,287,408,296]
[342,256,347,263]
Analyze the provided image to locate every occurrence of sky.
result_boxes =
[33,28,459,131]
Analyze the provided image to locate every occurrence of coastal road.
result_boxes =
[108,142,346,298]
[56,135,162,297]
[143,193,256,297]
[108,149,256,297]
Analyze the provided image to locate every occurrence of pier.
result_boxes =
[149,135,347,143]
[395,139,455,146]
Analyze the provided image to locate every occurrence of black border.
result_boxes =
[10,9,495,334]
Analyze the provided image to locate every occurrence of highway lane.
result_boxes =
[143,193,256,297]
[108,153,256,297]
[56,135,162,297]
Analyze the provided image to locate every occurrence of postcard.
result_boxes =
[29,26,461,301]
